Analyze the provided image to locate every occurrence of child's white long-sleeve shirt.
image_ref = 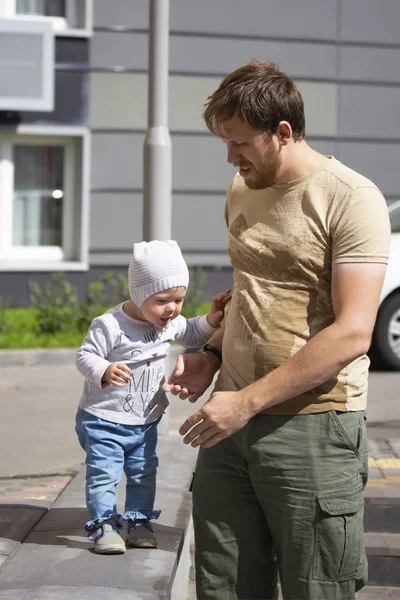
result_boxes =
[76,303,216,425]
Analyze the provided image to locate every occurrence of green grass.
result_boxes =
[0,308,85,349]
[0,330,85,349]
[0,302,213,349]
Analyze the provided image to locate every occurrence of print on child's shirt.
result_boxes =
[123,361,164,418]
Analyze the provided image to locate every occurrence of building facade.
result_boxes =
[1,0,399,305]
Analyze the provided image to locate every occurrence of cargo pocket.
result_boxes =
[313,486,364,582]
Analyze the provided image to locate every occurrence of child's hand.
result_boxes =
[102,362,132,387]
[206,289,232,328]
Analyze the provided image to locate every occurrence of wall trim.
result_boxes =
[93,28,400,51]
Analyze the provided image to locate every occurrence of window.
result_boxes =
[16,0,65,17]
[1,0,93,36]
[13,145,65,248]
[0,133,88,268]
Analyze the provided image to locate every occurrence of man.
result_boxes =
[163,61,391,600]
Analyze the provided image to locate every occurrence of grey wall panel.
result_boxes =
[93,0,337,39]
[89,251,132,266]
[169,36,337,79]
[0,272,88,306]
[93,0,148,28]
[90,73,337,136]
[338,142,400,198]
[91,132,339,193]
[21,71,87,125]
[56,37,89,64]
[93,0,337,40]
[339,85,400,139]
[169,76,221,132]
[91,133,144,189]
[340,47,400,84]
[89,192,227,258]
[90,192,143,250]
[0,273,30,306]
[340,0,400,44]
[172,137,234,191]
[91,132,234,191]
[308,139,337,157]
[172,196,228,251]
[90,32,147,69]
[91,31,336,79]
[297,81,337,136]
[90,72,215,131]
[90,73,147,129]
[169,0,338,40]
[195,268,233,300]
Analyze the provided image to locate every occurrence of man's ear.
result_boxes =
[276,121,292,146]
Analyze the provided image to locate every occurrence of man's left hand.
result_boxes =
[179,390,255,448]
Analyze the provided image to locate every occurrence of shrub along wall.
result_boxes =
[0,270,210,349]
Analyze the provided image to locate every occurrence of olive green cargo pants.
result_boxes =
[193,410,368,600]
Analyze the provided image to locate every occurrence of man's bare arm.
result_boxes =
[243,262,386,412]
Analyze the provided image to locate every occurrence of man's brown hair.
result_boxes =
[203,60,305,140]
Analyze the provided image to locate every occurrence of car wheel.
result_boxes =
[371,293,400,370]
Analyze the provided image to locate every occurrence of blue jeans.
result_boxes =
[75,408,161,532]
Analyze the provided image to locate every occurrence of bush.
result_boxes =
[29,273,81,334]
[0,297,10,334]
[78,272,130,331]
[0,268,210,348]
[28,272,133,335]
[182,267,208,318]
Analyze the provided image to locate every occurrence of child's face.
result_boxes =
[140,286,187,328]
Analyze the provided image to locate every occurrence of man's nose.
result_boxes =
[226,144,238,165]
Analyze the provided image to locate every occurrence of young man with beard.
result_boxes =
[163,61,391,600]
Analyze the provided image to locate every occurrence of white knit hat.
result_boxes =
[128,240,189,307]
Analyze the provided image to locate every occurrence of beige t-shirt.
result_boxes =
[216,157,391,414]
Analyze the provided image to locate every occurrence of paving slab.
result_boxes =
[0,505,48,541]
[272,584,400,599]
[0,432,197,599]
[356,587,400,599]
[364,496,400,533]
[0,503,49,573]
[0,586,158,600]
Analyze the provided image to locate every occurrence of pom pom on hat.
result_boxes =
[128,240,189,307]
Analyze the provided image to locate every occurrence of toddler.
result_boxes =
[75,240,230,554]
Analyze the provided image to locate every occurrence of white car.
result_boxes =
[370,200,400,370]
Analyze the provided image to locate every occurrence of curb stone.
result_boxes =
[0,349,77,367]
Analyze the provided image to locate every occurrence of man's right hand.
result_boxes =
[162,351,220,402]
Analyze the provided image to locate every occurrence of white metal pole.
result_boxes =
[143,0,172,241]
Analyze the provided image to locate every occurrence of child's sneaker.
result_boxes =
[126,519,157,548]
[89,523,126,554]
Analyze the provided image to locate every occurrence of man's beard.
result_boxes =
[243,146,281,190]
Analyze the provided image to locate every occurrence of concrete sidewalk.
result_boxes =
[0,433,197,600]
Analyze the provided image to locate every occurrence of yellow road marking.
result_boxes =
[366,479,390,487]
[369,457,400,469]
[366,474,400,487]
